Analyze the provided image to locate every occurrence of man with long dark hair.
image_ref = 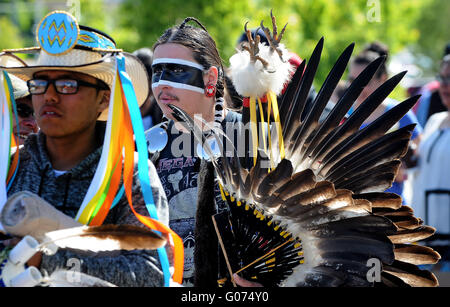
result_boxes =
[147,18,243,286]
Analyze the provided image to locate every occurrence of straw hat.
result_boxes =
[8,73,30,100]
[0,11,149,121]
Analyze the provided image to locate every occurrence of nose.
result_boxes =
[21,118,38,132]
[43,82,60,104]
[153,78,173,96]
[159,69,168,81]
[153,70,171,88]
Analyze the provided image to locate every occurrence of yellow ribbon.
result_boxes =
[249,92,285,169]
[77,70,123,225]
[249,97,258,166]
[267,91,285,161]
[257,98,268,157]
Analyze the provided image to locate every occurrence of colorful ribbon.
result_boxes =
[0,71,20,228]
[116,54,183,286]
[74,55,183,286]
[75,67,123,225]
[1,59,183,285]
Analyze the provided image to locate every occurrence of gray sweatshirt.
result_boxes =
[7,129,170,287]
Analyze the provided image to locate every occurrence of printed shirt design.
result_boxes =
[156,133,199,286]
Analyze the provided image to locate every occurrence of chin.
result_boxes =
[38,126,67,138]
[161,110,175,121]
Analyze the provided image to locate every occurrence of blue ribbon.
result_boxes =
[110,184,124,209]
[116,55,171,287]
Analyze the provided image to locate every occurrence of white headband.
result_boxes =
[152,58,205,71]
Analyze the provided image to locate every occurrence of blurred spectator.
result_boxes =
[10,74,38,145]
[132,47,163,130]
[348,41,423,203]
[412,42,450,128]
[330,80,349,105]
[410,54,450,251]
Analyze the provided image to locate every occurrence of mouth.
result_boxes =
[40,108,62,118]
[158,92,179,104]
[13,129,31,140]
[18,133,29,140]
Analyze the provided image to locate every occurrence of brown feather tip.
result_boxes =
[41,224,167,253]
[383,260,439,287]
[388,226,436,244]
[394,244,441,265]
[354,192,402,210]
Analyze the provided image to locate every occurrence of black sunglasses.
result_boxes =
[27,78,109,95]
[16,103,34,118]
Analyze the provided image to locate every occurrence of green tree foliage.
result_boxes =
[116,1,443,77]
[415,0,450,71]
[118,0,255,60]
[0,0,448,87]
[0,16,24,50]
[116,0,444,100]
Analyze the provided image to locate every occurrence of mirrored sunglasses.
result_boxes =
[27,79,109,95]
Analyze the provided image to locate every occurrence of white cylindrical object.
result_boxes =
[8,236,39,265]
[9,266,42,287]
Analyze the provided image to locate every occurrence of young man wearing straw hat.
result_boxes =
[0,11,174,286]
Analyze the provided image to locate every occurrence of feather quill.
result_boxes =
[287,43,355,157]
[309,71,407,168]
[283,38,324,141]
[40,224,166,253]
[43,270,117,287]
[298,56,386,164]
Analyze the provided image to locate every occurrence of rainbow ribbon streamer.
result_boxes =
[0,71,20,232]
[74,55,183,286]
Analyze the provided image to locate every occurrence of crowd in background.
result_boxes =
[5,18,450,281]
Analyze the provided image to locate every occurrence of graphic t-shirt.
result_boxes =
[153,111,242,286]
